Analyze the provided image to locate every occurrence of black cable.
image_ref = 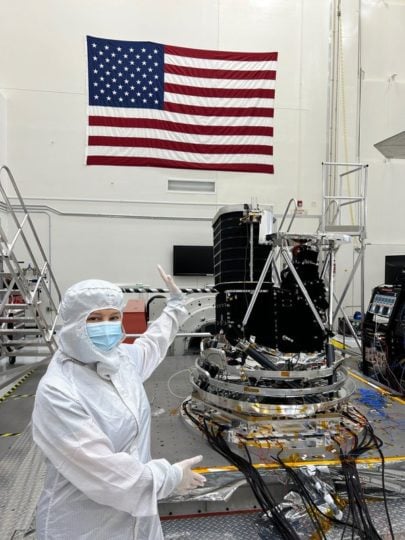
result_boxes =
[182,400,394,539]
[271,452,360,537]
[340,458,369,535]
[266,452,328,539]
[269,423,385,540]
[348,408,395,540]
[182,400,301,540]
[185,400,360,538]
[332,414,385,540]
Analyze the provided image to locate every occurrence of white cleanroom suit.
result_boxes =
[32,279,188,540]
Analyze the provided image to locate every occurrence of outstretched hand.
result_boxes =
[174,455,206,493]
[157,265,182,296]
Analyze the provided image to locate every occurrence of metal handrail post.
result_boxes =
[278,198,298,233]
[328,243,335,332]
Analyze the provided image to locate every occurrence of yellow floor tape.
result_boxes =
[0,369,36,403]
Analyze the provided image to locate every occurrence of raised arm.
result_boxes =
[128,266,188,381]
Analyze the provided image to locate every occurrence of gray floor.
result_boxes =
[0,357,46,456]
[1,354,405,539]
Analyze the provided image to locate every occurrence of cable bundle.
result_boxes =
[182,401,301,540]
[270,457,343,540]
[332,408,394,539]
[271,408,395,539]
[183,398,397,539]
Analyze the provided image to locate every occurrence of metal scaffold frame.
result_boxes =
[319,161,368,352]
[242,162,368,354]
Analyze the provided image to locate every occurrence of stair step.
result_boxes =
[0,317,36,323]
[324,225,363,234]
[1,299,42,306]
[0,328,42,334]
[0,340,49,346]
[3,349,53,357]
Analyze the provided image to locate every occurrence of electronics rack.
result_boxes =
[363,284,405,394]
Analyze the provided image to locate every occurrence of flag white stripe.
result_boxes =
[86,146,273,164]
[88,126,272,146]
[88,106,274,127]
[165,54,276,72]
[164,92,274,108]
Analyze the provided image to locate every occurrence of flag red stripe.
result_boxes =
[165,64,276,80]
[164,83,275,99]
[165,44,278,62]
[164,102,274,117]
[87,155,274,173]
[88,116,274,136]
[88,136,273,155]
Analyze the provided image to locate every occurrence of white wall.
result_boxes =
[0,93,6,166]
[0,0,404,313]
[359,1,405,302]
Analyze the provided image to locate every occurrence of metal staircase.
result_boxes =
[0,166,61,364]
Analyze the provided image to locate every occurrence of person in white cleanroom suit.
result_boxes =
[32,266,205,540]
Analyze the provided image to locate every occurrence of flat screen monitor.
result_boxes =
[385,255,405,284]
[173,245,213,276]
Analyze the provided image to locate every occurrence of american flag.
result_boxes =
[86,36,277,174]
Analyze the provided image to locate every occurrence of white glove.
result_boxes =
[157,264,182,296]
[174,455,206,493]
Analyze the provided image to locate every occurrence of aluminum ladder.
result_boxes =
[0,165,61,364]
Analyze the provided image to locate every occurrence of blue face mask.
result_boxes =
[86,321,123,351]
